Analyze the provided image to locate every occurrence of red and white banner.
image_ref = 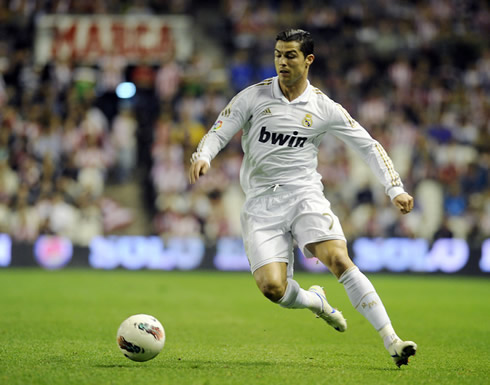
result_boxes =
[34,15,193,64]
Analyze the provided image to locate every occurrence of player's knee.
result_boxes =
[258,280,286,302]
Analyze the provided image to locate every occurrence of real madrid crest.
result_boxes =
[302,113,313,127]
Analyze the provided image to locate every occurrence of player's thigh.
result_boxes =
[291,190,346,257]
[241,197,294,274]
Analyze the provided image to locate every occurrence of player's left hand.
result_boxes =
[392,193,414,214]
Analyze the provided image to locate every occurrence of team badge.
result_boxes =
[302,114,313,127]
[212,120,223,130]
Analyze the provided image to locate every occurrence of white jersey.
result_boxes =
[192,76,405,200]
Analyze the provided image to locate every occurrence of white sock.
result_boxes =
[339,266,392,332]
[277,278,322,311]
[379,323,400,349]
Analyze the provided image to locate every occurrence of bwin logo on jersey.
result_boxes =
[258,126,307,148]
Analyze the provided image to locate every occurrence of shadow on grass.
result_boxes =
[94,359,280,369]
[94,357,404,372]
[361,367,403,372]
[94,364,137,368]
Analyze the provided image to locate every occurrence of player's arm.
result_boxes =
[327,103,413,214]
[188,91,250,184]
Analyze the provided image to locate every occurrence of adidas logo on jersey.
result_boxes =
[258,126,307,148]
[260,108,272,116]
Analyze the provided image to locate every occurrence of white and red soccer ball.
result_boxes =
[117,314,165,362]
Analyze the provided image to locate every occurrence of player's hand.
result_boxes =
[392,193,414,214]
[189,160,209,184]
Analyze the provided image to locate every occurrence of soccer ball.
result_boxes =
[116,314,165,362]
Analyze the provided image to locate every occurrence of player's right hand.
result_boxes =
[188,160,209,184]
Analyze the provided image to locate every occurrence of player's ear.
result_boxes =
[305,54,314,67]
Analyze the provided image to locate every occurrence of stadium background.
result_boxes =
[0,0,488,274]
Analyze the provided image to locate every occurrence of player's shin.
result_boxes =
[339,266,398,340]
[339,266,417,366]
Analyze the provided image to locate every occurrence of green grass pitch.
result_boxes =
[0,269,489,385]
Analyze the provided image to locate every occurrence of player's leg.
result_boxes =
[307,239,417,367]
[242,189,344,331]
[242,192,325,314]
[252,261,323,311]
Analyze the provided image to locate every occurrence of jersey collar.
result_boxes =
[272,76,312,104]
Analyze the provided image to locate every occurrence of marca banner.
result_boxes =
[34,15,193,64]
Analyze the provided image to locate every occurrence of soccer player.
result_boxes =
[189,29,417,367]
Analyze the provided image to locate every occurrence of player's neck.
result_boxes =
[278,77,308,102]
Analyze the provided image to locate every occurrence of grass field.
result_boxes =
[0,269,489,385]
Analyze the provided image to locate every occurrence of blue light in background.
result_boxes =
[116,82,136,99]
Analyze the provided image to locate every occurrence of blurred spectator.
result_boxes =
[111,107,138,182]
[203,188,236,240]
[48,191,79,239]
[0,158,19,202]
[229,50,254,92]
[444,182,467,217]
[10,185,41,243]
[175,88,205,124]
[153,194,201,238]
[178,110,207,149]
[97,50,127,94]
[155,52,182,104]
[72,191,103,246]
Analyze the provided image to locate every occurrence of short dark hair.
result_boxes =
[276,29,314,57]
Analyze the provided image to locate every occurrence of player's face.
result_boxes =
[274,40,313,87]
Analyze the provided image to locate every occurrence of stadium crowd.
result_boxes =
[0,0,488,251]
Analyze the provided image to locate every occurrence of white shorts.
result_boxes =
[240,186,346,274]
